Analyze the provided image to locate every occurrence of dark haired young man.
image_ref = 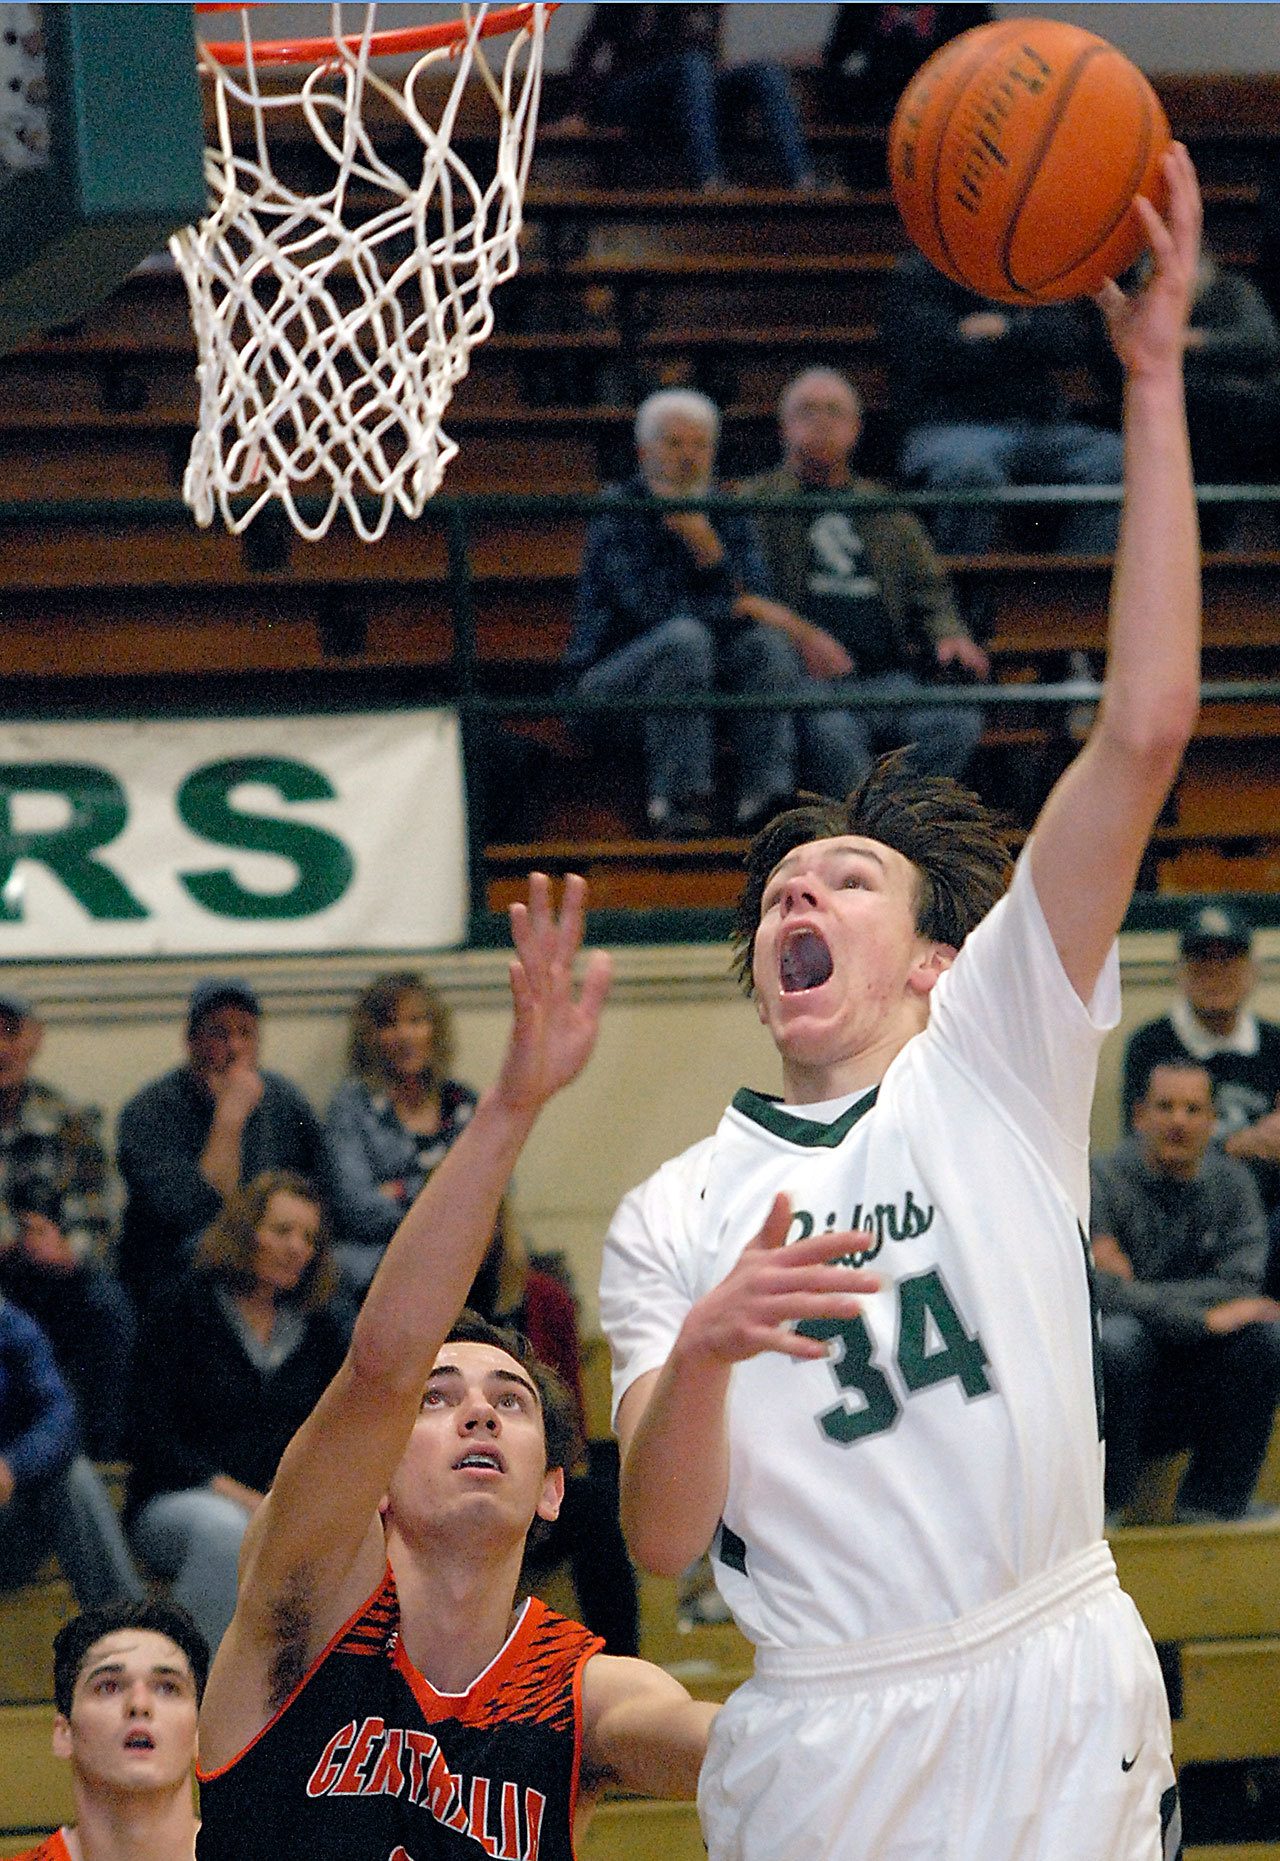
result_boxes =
[194,877,716,1861]
[14,1600,208,1861]
[600,149,1203,1861]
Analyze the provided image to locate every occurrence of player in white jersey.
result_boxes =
[599,146,1202,1861]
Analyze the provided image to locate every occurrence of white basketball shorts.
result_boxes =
[698,1541,1180,1861]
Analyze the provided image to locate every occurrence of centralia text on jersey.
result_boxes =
[307,1715,545,1859]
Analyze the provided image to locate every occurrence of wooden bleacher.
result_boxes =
[0,60,1276,909]
[0,1423,1276,1855]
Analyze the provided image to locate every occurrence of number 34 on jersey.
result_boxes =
[800,1268,995,1446]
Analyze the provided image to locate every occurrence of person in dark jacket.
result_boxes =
[116,978,335,1307]
[1122,901,1280,1295]
[822,4,992,123]
[1092,1061,1280,1523]
[560,4,817,190]
[1182,253,1280,542]
[126,1171,352,1653]
[884,247,1124,556]
[566,387,804,836]
[0,1295,143,1607]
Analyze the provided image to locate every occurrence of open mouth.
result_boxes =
[780,927,834,994]
[453,1450,504,1474]
[124,1732,156,1751]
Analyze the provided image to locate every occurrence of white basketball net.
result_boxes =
[173,3,550,542]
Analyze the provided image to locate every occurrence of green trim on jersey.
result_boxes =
[731,1086,879,1148]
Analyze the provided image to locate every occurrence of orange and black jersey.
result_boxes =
[196,1569,603,1861]
[9,1834,73,1861]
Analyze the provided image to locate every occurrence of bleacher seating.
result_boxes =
[0,63,1276,910]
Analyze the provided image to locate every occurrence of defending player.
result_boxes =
[193,876,717,1860]
[600,147,1202,1861]
[14,1600,208,1861]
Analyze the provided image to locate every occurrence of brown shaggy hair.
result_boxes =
[54,1600,210,1717]
[193,1169,341,1313]
[733,750,1014,991]
[346,972,454,1090]
[443,1310,582,1476]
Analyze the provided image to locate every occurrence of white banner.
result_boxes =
[0,710,469,958]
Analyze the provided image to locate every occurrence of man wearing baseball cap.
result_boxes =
[115,978,334,1307]
[1122,903,1280,1294]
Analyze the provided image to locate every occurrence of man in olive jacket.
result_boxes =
[739,367,988,795]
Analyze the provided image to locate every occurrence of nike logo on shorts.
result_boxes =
[1121,1748,1142,1772]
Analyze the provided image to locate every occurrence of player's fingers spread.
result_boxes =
[555,872,588,964]
[508,957,533,1017]
[1167,144,1203,239]
[779,1292,872,1322]
[781,1264,880,1297]
[579,948,614,1017]
[785,1228,876,1267]
[526,871,553,947]
[511,877,549,975]
[770,1328,836,1362]
[1134,192,1171,255]
[746,1193,793,1252]
[1093,278,1125,319]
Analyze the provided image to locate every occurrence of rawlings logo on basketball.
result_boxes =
[888,18,1171,303]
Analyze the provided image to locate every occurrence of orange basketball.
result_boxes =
[888,18,1171,304]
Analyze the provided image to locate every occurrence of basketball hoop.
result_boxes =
[174,4,555,542]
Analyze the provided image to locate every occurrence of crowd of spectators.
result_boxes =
[0,969,638,1661]
[3,4,1280,1703]
[1100,904,1280,1524]
[547,8,1278,840]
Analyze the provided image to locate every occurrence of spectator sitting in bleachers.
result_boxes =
[0,1293,144,1609]
[1182,252,1280,546]
[565,387,805,837]
[0,989,132,1459]
[1092,1060,1280,1525]
[325,972,477,1296]
[884,247,1124,557]
[8,1598,208,1861]
[473,1199,640,1658]
[821,4,992,124]
[738,365,988,794]
[558,3,820,192]
[1122,903,1280,1297]
[116,978,335,1309]
[125,1171,353,1655]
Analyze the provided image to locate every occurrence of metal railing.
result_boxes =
[0,481,1277,932]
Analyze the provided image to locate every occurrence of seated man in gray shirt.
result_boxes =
[1092,1059,1280,1524]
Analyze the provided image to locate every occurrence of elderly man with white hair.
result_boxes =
[565,388,802,838]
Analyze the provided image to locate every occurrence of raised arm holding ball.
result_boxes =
[599,144,1202,1861]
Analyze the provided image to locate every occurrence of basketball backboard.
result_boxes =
[0,3,206,352]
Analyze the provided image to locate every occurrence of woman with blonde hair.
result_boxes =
[126,1171,352,1654]
[325,971,478,1292]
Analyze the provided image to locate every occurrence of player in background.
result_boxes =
[194,877,717,1861]
[13,1600,208,1861]
[600,147,1202,1861]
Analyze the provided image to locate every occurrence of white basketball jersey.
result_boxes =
[600,853,1119,1648]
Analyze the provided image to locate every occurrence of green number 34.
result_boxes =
[798,1268,993,1445]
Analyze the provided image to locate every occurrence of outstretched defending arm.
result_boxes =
[1030,145,1203,1001]
[200,876,611,1760]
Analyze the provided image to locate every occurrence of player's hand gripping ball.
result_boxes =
[888,18,1171,304]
